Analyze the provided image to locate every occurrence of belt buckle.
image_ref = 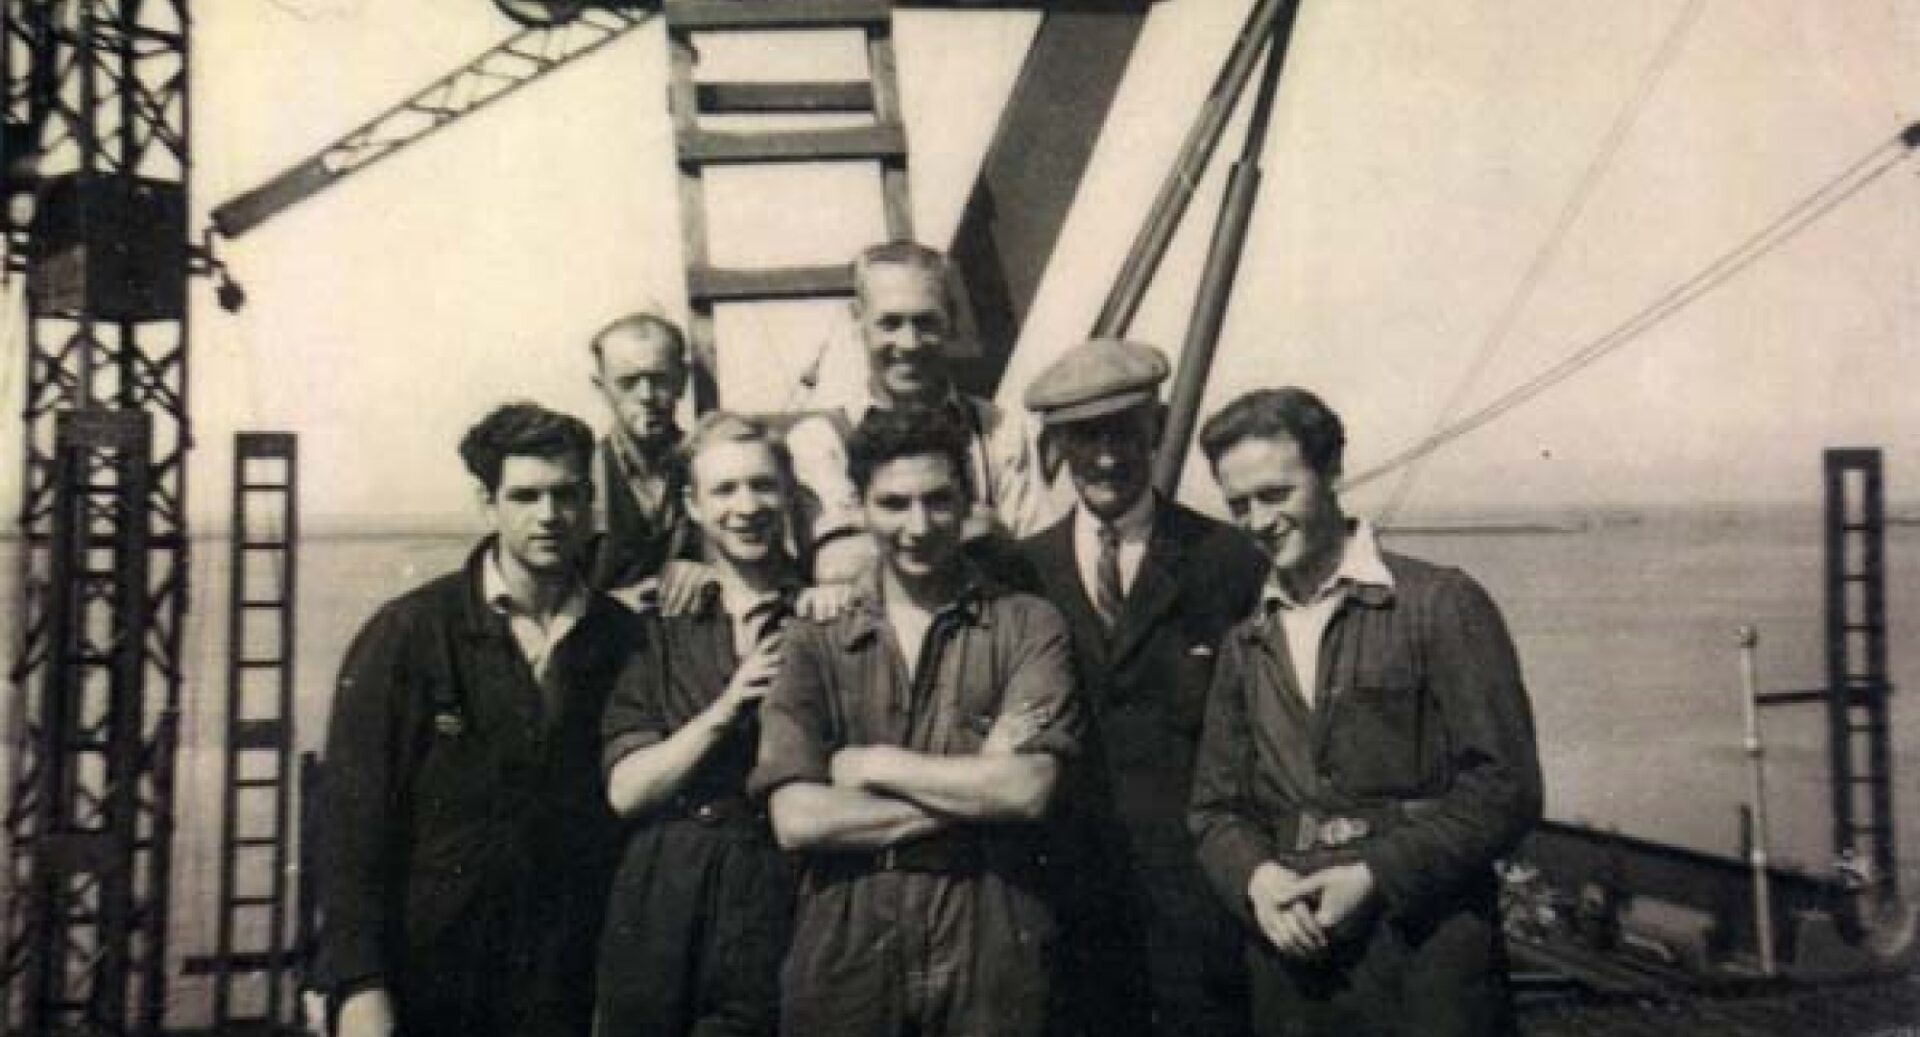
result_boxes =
[693,802,719,825]
[1317,815,1371,848]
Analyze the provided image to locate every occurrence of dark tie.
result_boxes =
[1096,524,1124,628]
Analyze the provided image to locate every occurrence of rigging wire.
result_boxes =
[1380,0,1708,523]
[1344,129,1916,493]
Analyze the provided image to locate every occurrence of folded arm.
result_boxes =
[767,781,947,852]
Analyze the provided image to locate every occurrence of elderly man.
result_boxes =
[1016,339,1267,1037]
[751,407,1083,1037]
[785,241,1049,585]
[585,312,709,612]
[319,403,638,1037]
[1187,387,1543,1037]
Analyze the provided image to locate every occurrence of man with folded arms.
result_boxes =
[752,408,1083,1037]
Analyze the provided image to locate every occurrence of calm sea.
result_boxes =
[2,505,1916,1024]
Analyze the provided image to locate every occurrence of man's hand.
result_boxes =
[1249,861,1327,960]
[795,582,861,622]
[336,987,395,1037]
[829,745,902,791]
[658,559,718,616]
[982,702,1051,755]
[1292,861,1378,932]
[718,634,783,720]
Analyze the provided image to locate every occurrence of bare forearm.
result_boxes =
[863,749,1058,821]
[605,706,738,818]
[769,783,946,852]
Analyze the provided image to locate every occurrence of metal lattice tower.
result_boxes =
[196,433,302,1033]
[2,1,192,1034]
[1823,448,1897,893]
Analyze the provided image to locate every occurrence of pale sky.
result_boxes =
[2,0,1914,527]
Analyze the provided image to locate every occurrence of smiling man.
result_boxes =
[752,408,1083,1037]
[785,241,1049,585]
[1186,387,1543,1037]
[596,412,808,1036]
[318,403,638,1037]
[1016,339,1268,1036]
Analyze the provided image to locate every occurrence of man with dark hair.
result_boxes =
[751,407,1083,1037]
[1016,339,1267,1036]
[596,411,805,1036]
[586,311,709,611]
[1187,387,1542,1037]
[786,241,1049,586]
[319,401,638,1037]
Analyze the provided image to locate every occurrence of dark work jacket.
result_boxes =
[587,434,698,594]
[1188,550,1544,927]
[316,540,640,1037]
[1016,500,1268,865]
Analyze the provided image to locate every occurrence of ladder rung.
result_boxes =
[697,80,874,114]
[689,263,855,303]
[666,0,890,32]
[233,719,285,750]
[236,658,285,669]
[239,482,289,492]
[234,836,282,848]
[229,895,278,907]
[242,599,286,609]
[235,777,281,790]
[182,949,301,976]
[678,124,905,165]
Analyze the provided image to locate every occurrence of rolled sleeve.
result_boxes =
[315,602,410,993]
[786,413,863,549]
[1358,570,1543,914]
[1188,631,1280,928]
[748,620,837,801]
[995,600,1083,759]
[985,404,1050,538]
[600,623,668,778]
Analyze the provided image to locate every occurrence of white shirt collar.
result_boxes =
[482,545,587,621]
[1073,489,1157,545]
[1263,518,1394,610]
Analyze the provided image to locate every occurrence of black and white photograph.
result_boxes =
[0,1,1916,1035]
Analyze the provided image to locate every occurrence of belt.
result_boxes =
[818,831,986,880]
[667,793,763,829]
[1289,799,1441,853]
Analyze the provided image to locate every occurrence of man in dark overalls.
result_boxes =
[596,412,810,1036]
[1016,338,1268,1036]
[1187,387,1543,1037]
[318,403,638,1037]
[752,408,1084,1037]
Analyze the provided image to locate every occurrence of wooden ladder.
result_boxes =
[663,0,914,410]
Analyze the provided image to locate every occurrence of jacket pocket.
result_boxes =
[1324,681,1432,798]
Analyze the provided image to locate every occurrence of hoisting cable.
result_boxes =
[1344,123,1919,492]
[1380,0,1707,523]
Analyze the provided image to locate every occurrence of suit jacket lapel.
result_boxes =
[1031,516,1111,668]
[1106,506,1185,665]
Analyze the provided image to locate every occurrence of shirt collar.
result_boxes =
[1074,489,1157,545]
[608,425,684,485]
[1261,518,1394,612]
[838,562,996,648]
[482,545,588,620]
[847,377,965,425]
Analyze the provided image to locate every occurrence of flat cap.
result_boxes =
[1024,338,1170,426]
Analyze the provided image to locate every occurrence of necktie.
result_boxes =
[1095,524,1124,628]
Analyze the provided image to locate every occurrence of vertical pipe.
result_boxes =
[1151,1,1303,497]
[1737,624,1777,977]
[1091,0,1290,338]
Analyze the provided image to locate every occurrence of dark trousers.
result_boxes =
[598,818,792,1037]
[1245,898,1513,1037]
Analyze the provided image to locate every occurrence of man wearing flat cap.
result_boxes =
[1016,339,1268,1036]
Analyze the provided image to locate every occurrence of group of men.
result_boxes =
[316,241,1543,1037]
